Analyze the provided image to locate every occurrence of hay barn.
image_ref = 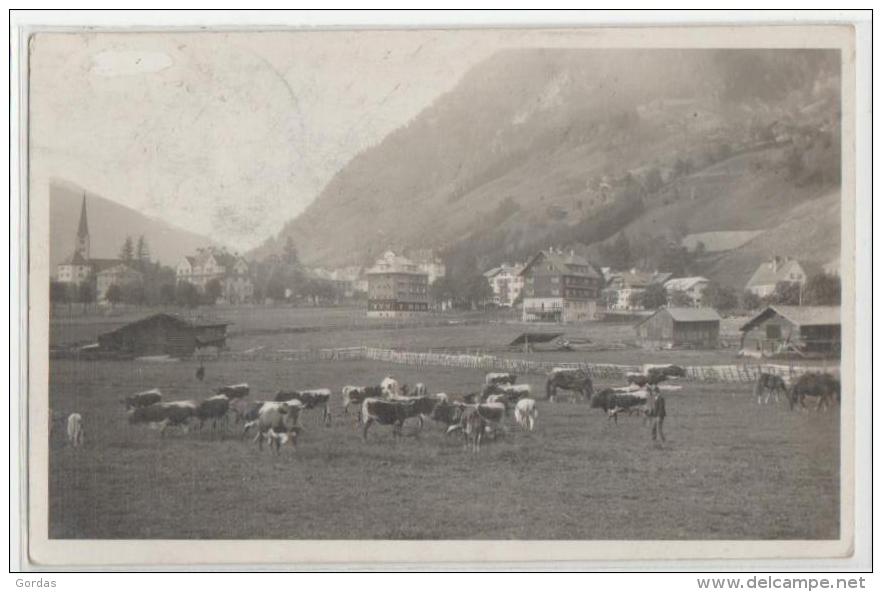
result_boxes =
[97,313,228,358]
[739,305,840,357]
[635,307,721,349]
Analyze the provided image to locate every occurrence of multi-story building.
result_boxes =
[519,249,604,323]
[484,263,525,307]
[603,269,672,310]
[366,251,429,318]
[664,276,711,307]
[176,248,254,304]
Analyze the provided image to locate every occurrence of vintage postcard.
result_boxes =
[16,18,866,569]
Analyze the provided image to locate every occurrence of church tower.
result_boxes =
[75,194,90,261]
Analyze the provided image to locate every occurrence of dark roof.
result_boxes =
[509,332,565,346]
[77,195,89,238]
[100,313,229,338]
[520,250,602,279]
[739,305,840,332]
[636,307,721,327]
[62,251,90,265]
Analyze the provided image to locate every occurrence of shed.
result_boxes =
[739,305,840,357]
[97,313,228,358]
[635,307,721,349]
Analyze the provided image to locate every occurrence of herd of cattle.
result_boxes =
[61,364,841,454]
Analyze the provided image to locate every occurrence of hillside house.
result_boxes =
[739,305,840,357]
[484,263,525,307]
[96,264,144,302]
[745,256,809,298]
[664,276,710,307]
[635,307,721,349]
[97,313,228,358]
[604,269,672,311]
[520,249,604,323]
[366,251,429,318]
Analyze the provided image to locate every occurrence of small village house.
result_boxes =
[484,263,525,307]
[604,269,672,311]
[635,307,721,349]
[519,249,604,323]
[745,256,809,298]
[177,248,254,304]
[739,305,840,357]
[96,264,144,302]
[97,313,229,358]
[366,251,429,318]
[663,276,710,307]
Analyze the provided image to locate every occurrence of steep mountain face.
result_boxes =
[254,49,841,284]
[50,180,214,270]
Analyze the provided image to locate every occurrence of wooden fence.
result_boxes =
[224,346,837,384]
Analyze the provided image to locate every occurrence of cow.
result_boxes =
[545,368,594,402]
[429,400,467,428]
[482,383,531,407]
[411,382,428,397]
[216,383,250,399]
[361,398,416,441]
[380,377,402,398]
[626,365,687,387]
[788,373,840,412]
[120,388,162,410]
[484,372,517,386]
[514,398,538,432]
[461,407,488,453]
[447,402,506,438]
[590,388,650,423]
[252,401,303,454]
[275,388,332,426]
[128,401,198,436]
[195,394,231,432]
[341,385,383,421]
[229,399,267,431]
[66,413,84,447]
[753,372,788,405]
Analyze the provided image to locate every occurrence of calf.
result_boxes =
[514,398,538,432]
[361,398,416,441]
[196,394,231,432]
[120,388,162,410]
[67,413,84,447]
[484,372,517,386]
[275,388,332,426]
[252,401,303,454]
[128,401,198,436]
[216,383,250,399]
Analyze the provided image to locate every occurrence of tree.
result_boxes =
[640,283,669,309]
[50,281,69,304]
[430,276,457,307]
[669,289,693,307]
[119,236,134,262]
[135,236,151,271]
[702,281,738,311]
[105,284,123,306]
[771,281,801,306]
[77,281,95,304]
[741,290,761,311]
[600,233,632,271]
[204,278,223,304]
[463,273,493,310]
[175,282,201,308]
[283,236,300,266]
[159,283,176,305]
[803,273,840,306]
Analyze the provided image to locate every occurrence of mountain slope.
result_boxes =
[254,48,841,282]
[50,180,214,270]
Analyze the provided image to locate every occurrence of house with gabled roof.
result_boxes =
[484,263,525,307]
[519,248,604,322]
[739,305,840,357]
[745,256,809,298]
[604,269,673,310]
[635,307,721,349]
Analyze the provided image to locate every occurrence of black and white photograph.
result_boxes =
[13,14,869,570]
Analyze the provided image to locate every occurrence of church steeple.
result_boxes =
[75,193,90,261]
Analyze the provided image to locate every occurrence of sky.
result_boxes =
[29,29,607,251]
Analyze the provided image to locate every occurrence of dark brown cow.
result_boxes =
[788,373,840,411]
[626,365,687,387]
[127,401,198,436]
[545,368,594,402]
[754,372,788,405]
[361,398,416,441]
[196,394,230,432]
[590,388,650,423]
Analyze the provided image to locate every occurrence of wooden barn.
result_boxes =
[635,307,721,349]
[97,313,228,358]
[739,305,840,357]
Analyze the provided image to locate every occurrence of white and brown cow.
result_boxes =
[380,377,402,399]
[216,383,250,399]
[361,398,416,441]
[341,385,384,422]
[120,388,162,410]
[482,383,532,407]
[275,388,332,426]
[128,401,198,436]
[252,401,303,454]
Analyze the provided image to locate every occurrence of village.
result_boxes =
[51,194,841,362]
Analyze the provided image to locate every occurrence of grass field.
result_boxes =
[49,356,840,540]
